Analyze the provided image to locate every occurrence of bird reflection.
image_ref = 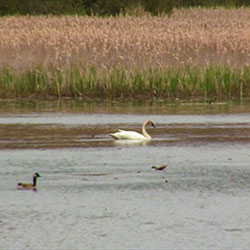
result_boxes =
[113,139,150,147]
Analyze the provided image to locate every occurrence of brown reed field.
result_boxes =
[0,7,250,99]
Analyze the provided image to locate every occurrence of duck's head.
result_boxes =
[34,173,41,178]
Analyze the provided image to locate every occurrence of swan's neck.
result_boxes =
[142,123,151,139]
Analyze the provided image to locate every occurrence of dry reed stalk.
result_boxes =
[0,7,250,73]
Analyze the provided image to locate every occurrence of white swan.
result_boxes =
[109,120,155,140]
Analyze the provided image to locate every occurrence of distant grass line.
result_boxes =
[0,66,249,100]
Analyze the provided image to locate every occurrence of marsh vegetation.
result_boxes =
[1,8,250,99]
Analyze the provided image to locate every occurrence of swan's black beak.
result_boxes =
[151,122,156,128]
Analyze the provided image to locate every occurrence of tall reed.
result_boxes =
[0,66,249,100]
[1,8,250,71]
[1,8,250,100]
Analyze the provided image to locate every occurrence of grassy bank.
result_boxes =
[1,8,250,100]
[0,66,249,100]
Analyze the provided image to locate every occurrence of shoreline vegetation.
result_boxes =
[1,8,250,100]
[0,66,249,100]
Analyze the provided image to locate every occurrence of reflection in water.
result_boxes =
[1,98,250,115]
[113,139,150,147]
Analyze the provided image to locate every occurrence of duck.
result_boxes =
[152,164,168,171]
[17,173,41,190]
[109,120,155,140]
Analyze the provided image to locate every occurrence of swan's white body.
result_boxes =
[109,120,155,140]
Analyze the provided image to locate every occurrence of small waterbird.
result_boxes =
[152,164,168,171]
[109,120,155,140]
[17,173,41,190]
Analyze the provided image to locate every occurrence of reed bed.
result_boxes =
[1,8,250,99]
[0,66,249,99]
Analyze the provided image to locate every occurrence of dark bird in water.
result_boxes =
[151,164,168,171]
[17,173,41,190]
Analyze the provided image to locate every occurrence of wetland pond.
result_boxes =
[1,99,250,249]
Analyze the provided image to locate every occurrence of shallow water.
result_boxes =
[1,100,250,249]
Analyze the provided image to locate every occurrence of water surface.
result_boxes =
[0,100,250,249]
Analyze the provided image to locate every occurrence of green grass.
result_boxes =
[0,66,249,100]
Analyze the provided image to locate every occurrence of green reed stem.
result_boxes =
[0,66,249,100]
